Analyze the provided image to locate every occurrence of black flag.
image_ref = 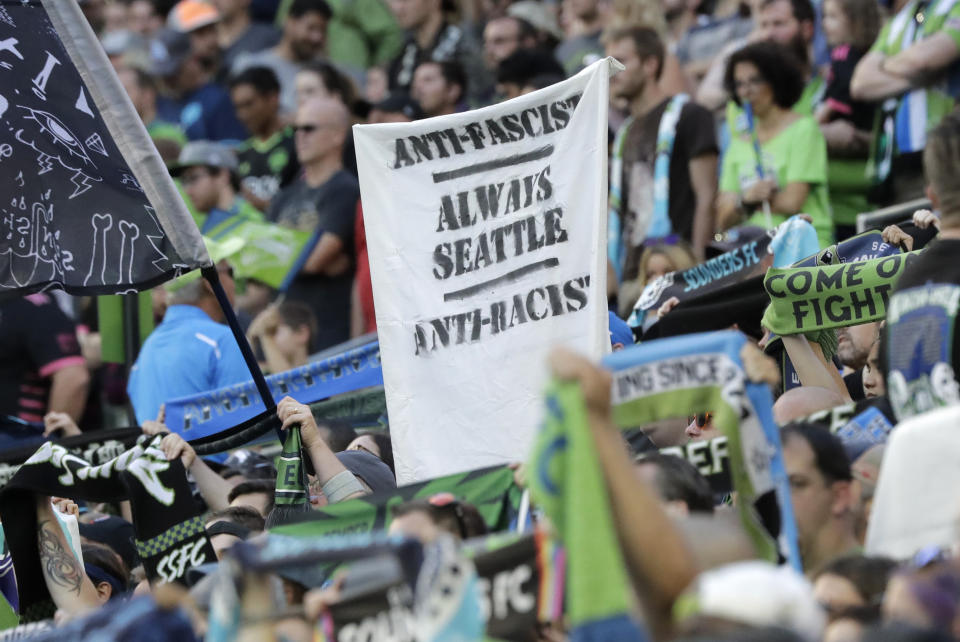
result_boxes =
[0,0,208,298]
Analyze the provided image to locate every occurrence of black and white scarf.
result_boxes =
[0,435,214,620]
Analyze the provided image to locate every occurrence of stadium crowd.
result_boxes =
[3,0,960,639]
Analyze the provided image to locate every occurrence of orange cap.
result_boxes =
[167,0,219,32]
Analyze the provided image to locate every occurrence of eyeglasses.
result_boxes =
[427,492,468,539]
[687,412,713,428]
[734,77,768,91]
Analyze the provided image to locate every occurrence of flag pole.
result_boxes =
[201,265,283,443]
[121,293,140,426]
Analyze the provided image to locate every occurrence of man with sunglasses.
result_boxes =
[268,97,359,351]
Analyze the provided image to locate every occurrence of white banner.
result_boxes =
[355,59,618,483]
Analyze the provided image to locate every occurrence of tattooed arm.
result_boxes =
[35,497,101,615]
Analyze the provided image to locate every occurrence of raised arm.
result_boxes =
[35,497,101,616]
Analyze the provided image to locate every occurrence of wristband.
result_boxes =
[322,469,365,503]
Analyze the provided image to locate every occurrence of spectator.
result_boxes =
[323,0,405,77]
[700,0,818,117]
[151,27,248,141]
[205,505,264,559]
[389,494,487,542]
[167,0,222,75]
[232,0,332,114]
[0,294,89,428]
[837,322,879,400]
[604,26,718,286]
[882,561,960,636]
[780,422,860,572]
[816,0,881,240]
[170,140,265,234]
[229,66,300,210]
[482,15,538,72]
[495,47,565,100]
[317,418,358,452]
[128,0,164,37]
[268,98,358,351]
[884,112,960,419]
[862,331,886,400]
[366,93,423,123]
[294,60,357,109]
[670,0,753,87]
[211,0,280,71]
[275,396,372,505]
[633,453,715,516]
[616,242,698,316]
[346,432,394,475]
[813,554,896,638]
[410,60,465,117]
[227,479,275,516]
[116,65,187,161]
[716,41,833,247]
[851,0,960,203]
[127,260,248,423]
[246,300,318,373]
[386,0,483,100]
[80,542,130,603]
[555,0,606,76]
[335,450,397,492]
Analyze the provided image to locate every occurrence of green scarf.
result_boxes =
[762,250,924,335]
[527,381,632,625]
[274,427,309,508]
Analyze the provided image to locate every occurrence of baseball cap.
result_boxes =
[101,29,148,57]
[507,1,563,39]
[608,310,635,348]
[675,561,825,642]
[336,450,396,493]
[372,94,424,121]
[149,28,191,77]
[169,141,238,176]
[167,0,220,32]
[78,515,138,571]
[222,450,277,480]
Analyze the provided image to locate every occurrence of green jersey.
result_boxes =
[721,114,834,247]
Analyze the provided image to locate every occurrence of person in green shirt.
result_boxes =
[851,0,960,204]
[717,41,834,248]
[725,0,823,136]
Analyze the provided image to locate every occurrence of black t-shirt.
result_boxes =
[884,238,960,419]
[268,171,360,351]
[387,22,487,100]
[0,294,82,423]
[236,127,300,204]
[824,45,876,132]
[618,98,718,281]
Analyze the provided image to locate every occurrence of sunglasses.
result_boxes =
[293,123,334,134]
[687,412,713,428]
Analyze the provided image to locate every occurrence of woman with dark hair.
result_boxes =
[716,41,833,247]
[347,431,394,475]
